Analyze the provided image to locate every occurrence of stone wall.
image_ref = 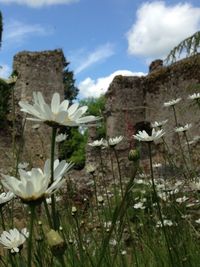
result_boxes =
[87,55,200,175]
[0,49,65,171]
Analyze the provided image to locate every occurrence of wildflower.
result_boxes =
[1,159,72,204]
[163,98,181,107]
[158,192,169,201]
[190,179,200,191]
[71,206,77,216]
[156,220,173,228]
[97,196,104,204]
[88,138,104,147]
[151,120,168,128]
[134,179,145,184]
[86,164,96,174]
[46,196,61,204]
[46,229,66,256]
[174,123,192,133]
[0,228,29,253]
[0,192,15,206]
[55,133,67,143]
[133,202,145,209]
[188,93,200,100]
[107,136,124,147]
[18,162,29,170]
[128,149,140,161]
[176,196,189,203]
[19,92,100,127]
[153,163,162,168]
[32,124,40,130]
[187,135,200,145]
[133,129,165,142]
[109,239,117,246]
[121,250,127,255]
[195,218,200,224]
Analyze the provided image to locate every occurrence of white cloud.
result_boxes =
[127,1,200,58]
[3,20,52,45]
[0,0,78,8]
[78,70,145,99]
[0,64,12,78]
[74,43,115,74]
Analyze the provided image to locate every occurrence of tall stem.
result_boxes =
[27,205,35,267]
[172,106,189,173]
[113,147,123,197]
[50,127,58,230]
[0,207,5,230]
[148,142,174,267]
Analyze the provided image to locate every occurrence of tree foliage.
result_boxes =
[59,95,106,169]
[63,59,79,103]
[165,31,200,64]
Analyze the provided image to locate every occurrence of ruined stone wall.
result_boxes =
[105,76,146,150]
[12,49,65,168]
[98,55,200,175]
[144,56,200,151]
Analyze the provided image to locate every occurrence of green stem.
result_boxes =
[96,161,138,267]
[58,256,67,267]
[148,142,174,267]
[27,205,35,267]
[43,199,53,228]
[113,147,124,197]
[50,127,58,230]
[0,207,5,230]
[172,106,189,174]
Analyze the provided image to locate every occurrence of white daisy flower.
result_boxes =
[0,192,15,206]
[151,120,168,128]
[0,228,29,253]
[163,98,181,107]
[88,138,104,147]
[18,162,29,170]
[1,159,73,204]
[19,92,100,127]
[156,219,173,228]
[133,202,145,209]
[195,218,200,224]
[176,196,189,203]
[133,129,165,142]
[175,123,192,133]
[188,93,200,100]
[55,133,67,143]
[107,136,124,147]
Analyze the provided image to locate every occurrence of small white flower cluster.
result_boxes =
[88,136,124,148]
[156,219,174,228]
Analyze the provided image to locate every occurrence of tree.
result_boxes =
[165,31,200,64]
[59,95,106,169]
[63,58,79,103]
[80,95,106,139]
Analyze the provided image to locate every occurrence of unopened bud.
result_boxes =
[46,229,66,256]
[128,149,140,162]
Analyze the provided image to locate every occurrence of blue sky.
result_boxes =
[0,0,200,99]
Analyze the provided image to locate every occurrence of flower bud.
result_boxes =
[128,149,140,162]
[46,229,66,256]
